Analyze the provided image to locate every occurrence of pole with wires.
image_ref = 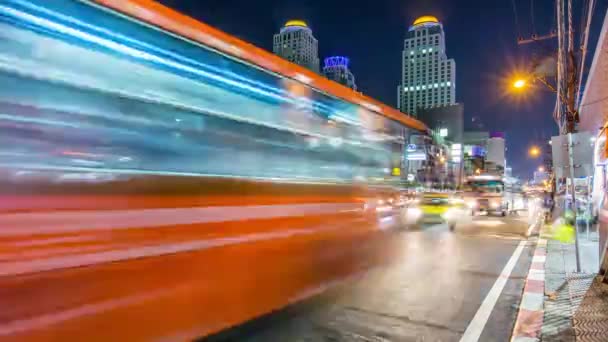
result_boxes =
[556,0,565,130]
[576,0,597,108]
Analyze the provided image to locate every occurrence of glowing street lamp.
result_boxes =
[513,78,527,89]
[529,146,541,158]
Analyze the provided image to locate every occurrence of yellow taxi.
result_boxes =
[405,192,462,230]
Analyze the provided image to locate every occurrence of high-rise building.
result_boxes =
[323,56,357,90]
[273,20,320,73]
[398,16,456,116]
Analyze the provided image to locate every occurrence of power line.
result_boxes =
[555,0,566,129]
[576,0,597,108]
[530,0,537,34]
[511,0,522,39]
[516,0,557,45]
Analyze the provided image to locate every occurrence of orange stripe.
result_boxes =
[89,0,428,132]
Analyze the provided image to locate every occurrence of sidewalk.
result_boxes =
[539,219,607,341]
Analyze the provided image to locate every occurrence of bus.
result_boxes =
[463,175,509,216]
[0,0,427,340]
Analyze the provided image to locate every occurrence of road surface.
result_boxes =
[205,212,539,342]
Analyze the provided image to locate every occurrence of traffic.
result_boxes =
[1,0,607,341]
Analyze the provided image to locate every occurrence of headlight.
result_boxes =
[490,201,500,209]
[406,207,422,218]
[466,200,477,208]
[444,207,459,219]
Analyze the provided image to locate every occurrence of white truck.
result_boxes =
[462,175,509,216]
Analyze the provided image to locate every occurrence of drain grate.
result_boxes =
[568,275,608,342]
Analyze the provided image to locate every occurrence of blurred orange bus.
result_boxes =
[0,0,426,340]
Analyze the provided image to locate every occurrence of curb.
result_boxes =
[511,236,547,342]
[511,208,547,342]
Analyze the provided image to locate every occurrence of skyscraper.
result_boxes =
[398,16,456,116]
[273,20,320,73]
[323,56,357,90]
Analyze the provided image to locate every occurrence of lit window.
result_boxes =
[416,86,420,90]
[447,81,451,86]
[422,49,426,53]
[410,51,414,55]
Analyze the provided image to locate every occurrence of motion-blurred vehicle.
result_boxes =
[463,175,509,216]
[0,0,426,340]
[404,192,463,230]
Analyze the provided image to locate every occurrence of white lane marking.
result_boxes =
[0,203,360,237]
[526,224,534,237]
[459,240,526,342]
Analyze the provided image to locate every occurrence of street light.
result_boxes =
[512,78,527,89]
[529,146,541,158]
[538,166,545,172]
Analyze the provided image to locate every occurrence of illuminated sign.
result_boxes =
[407,152,427,161]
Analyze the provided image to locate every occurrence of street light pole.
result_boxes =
[567,133,582,272]
[513,73,582,272]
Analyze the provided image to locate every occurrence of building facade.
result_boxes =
[398,16,456,116]
[417,103,464,144]
[273,20,320,73]
[486,133,506,174]
[463,131,489,176]
[323,56,357,90]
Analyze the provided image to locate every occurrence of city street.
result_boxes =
[3,1,606,341]
[206,213,539,342]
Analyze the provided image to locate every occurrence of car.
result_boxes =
[404,192,462,231]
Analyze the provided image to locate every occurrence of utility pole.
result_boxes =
[514,0,585,271]
[563,0,582,272]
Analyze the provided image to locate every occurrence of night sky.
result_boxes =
[158,0,606,179]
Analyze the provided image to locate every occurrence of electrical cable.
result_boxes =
[576,0,597,108]
[530,0,537,34]
[511,0,522,39]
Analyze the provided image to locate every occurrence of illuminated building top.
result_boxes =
[399,14,455,116]
[409,15,441,31]
[323,56,356,90]
[274,19,319,72]
[284,20,308,28]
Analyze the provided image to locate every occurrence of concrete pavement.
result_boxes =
[205,213,539,342]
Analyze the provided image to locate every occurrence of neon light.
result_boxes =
[323,56,349,68]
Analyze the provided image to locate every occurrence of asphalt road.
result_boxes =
[204,212,539,342]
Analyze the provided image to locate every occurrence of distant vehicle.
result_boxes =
[404,192,461,231]
[463,175,509,216]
